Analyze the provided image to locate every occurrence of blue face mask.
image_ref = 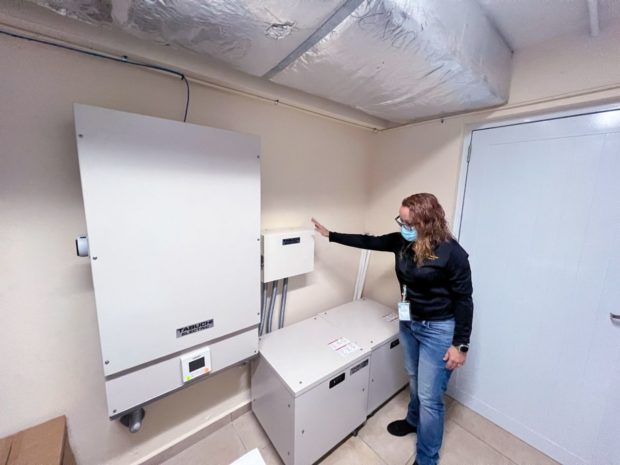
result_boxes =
[401,225,417,242]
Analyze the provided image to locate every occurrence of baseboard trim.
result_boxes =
[132,401,252,465]
[448,387,583,465]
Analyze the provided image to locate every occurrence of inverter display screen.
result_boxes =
[189,357,205,372]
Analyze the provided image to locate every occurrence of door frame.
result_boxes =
[452,101,620,238]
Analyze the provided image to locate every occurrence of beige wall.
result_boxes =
[363,22,620,307]
[0,36,373,465]
[3,16,620,465]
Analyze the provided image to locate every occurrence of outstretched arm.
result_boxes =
[312,218,400,253]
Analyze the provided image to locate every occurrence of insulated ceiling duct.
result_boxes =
[29,0,356,76]
[30,0,512,124]
[271,0,512,122]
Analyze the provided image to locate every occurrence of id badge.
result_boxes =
[398,301,411,321]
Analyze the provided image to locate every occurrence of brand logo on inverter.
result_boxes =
[176,319,214,338]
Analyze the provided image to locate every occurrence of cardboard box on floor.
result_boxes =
[0,416,76,465]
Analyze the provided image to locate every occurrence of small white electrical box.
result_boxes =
[261,228,314,282]
[181,347,212,383]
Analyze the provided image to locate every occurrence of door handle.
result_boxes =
[610,313,620,321]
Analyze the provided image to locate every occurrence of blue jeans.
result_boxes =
[400,318,455,465]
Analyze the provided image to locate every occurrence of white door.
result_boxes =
[451,109,620,465]
[592,231,620,465]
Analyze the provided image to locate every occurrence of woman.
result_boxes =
[312,193,473,465]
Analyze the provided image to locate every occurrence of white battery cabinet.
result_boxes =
[251,317,371,465]
[74,104,261,417]
[319,299,408,415]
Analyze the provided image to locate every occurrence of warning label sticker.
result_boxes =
[328,337,361,357]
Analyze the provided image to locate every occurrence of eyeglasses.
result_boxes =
[395,215,414,231]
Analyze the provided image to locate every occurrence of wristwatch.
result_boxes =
[455,344,469,353]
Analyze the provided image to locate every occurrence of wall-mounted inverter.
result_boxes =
[251,316,371,465]
[74,104,261,418]
[319,299,408,415]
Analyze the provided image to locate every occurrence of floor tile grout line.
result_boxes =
[445,419,520,465]
[448,403,558,465]
[358,434,391,465]
[338,429,384,465]
[232,412,282,461]
[230,418,251,453]
[357,427,411,465]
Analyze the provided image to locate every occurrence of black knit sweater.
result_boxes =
[329,231,473,345]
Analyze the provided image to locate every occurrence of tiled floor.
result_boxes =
[162,390,560,465]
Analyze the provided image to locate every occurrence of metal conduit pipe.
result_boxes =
[266,280,278,333]
[278,278,289,329]
[259,282,268,336]
[262,281,273,336]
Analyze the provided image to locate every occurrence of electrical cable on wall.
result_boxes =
[0,29,191,122]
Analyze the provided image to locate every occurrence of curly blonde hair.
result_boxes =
[402,193,453,266]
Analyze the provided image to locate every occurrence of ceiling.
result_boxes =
[1,0,619,127]
[478,0,620,50]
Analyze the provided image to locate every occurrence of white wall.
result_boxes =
[363,22,620,307]
[0,35,372,465]
[509,21,620,104]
